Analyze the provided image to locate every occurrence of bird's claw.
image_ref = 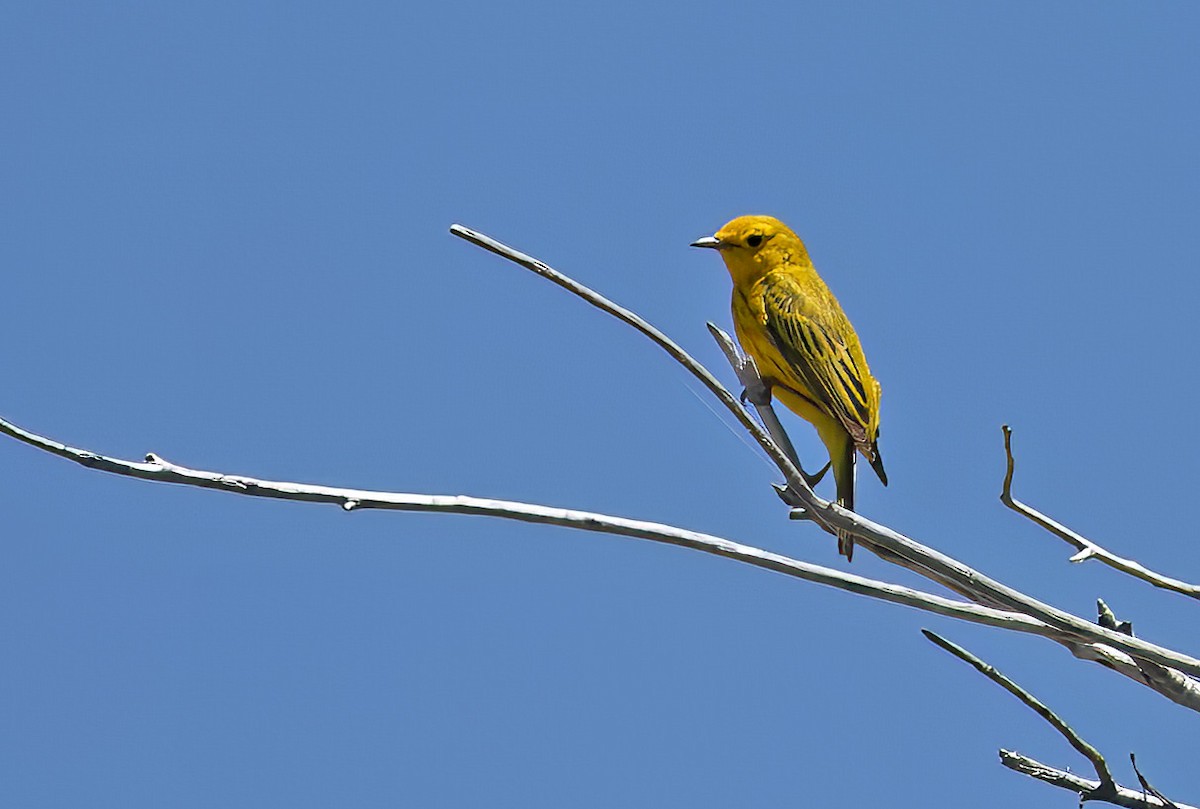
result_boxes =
[739,383,772,408]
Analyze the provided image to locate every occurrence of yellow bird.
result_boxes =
[692,215,886,560]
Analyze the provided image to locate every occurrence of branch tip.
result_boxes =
[1131,753,1180,809]
[1000,424,1017,506]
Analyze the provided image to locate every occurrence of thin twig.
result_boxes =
[923,630,1115,790]
[448,225,1200,679]
[1000,750,1193,809]
[448,224,815,502]
[1001,425,1200,600]
[1132,754,1180,809]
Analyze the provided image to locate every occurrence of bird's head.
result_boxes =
[691,215,809,285]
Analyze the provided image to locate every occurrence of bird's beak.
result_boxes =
[690,235,724,249]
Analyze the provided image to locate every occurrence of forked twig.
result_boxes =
[1000,751,1193,809]
[1001,426,1200,600]
[927,631,1194,808]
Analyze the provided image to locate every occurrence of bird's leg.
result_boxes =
[738,370,828,490]
[774,457,831,514]
[704,325,828,502]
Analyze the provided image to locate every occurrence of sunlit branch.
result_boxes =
[1001,425,1200,600]
[1000,751,1193,809]
[0,414,1050,636]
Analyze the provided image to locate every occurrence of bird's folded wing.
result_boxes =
[758,272,874,445]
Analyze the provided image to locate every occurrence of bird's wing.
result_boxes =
[757,271,875,446]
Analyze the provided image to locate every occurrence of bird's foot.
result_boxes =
[739,382,773,408]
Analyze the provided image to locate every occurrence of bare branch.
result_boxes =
[7,410,1200,711]
[447,224,815,503]
[1001,425,1200,600]
[447,225,1200,680]
[1066,638,1200,712]
[1000,751,1194,809]
[928,634,1194,808]
[923,630,1115,789]
[0,414,1056,637]
[1069,601,1200,710]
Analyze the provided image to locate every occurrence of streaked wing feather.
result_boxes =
[759,273,873,444]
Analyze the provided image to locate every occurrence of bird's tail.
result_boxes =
[867,440,887,486]
[834,440,857,561]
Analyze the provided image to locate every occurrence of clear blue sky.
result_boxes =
[2,2,1198,806]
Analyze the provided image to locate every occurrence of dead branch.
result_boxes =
[1000,751,1193,809]
[927,631,1193,809]
[1001,425,1200,600]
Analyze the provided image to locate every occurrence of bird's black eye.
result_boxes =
[746,234,763,248]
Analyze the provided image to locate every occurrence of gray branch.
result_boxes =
[0,414,1049,636]
[1066,639,1200,711]
[927,632,1193,808]
[1001,425,1200,600]
[1000,751,1193,809]
[4,410,1200,712]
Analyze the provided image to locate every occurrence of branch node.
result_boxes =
[1097,599,1135,637]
